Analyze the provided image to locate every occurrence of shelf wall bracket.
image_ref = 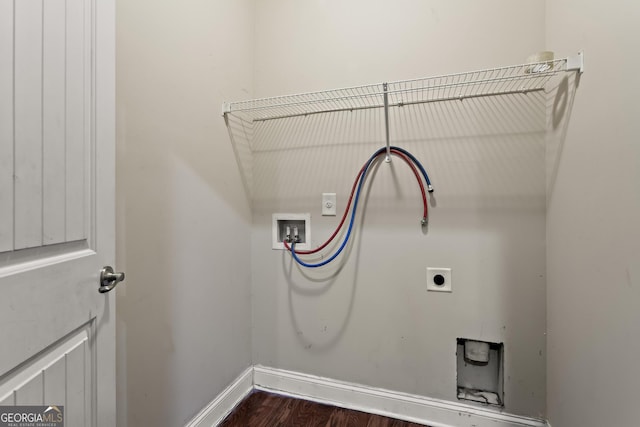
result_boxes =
[566,50,584,74]
[383,82,391,163]
[222,102,231,117]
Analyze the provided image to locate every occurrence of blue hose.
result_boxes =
[289,146,431,268]
[389,146,433,190]
[289,149,377,268]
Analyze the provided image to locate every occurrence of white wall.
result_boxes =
[546,2,640,427]
[113,1,640,424]
[250,0,548,418]
[115,1,254,426]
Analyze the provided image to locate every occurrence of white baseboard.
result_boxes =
[184,367,253,427]
[253,366,548,427]
[185,365,549,427]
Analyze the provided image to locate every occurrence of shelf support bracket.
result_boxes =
[566,51,584,74]
[222,102,231,117]
[383,82,391,162]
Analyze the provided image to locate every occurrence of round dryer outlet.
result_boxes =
[426,267,452,292]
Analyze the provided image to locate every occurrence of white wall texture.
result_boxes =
[115,1,254,426]
[250,0,548,418]
[546,2,640,426]
[115,1,640,424]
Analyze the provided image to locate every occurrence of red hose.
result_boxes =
[284,149,427,255]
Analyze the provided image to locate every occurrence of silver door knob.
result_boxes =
[99,266,125,293]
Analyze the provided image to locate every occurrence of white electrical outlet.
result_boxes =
[322,193,337,216]
[427,267,452,292]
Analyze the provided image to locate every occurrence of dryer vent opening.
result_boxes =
[456,338,504,407]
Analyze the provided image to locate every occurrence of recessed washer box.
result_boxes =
[272,213,311,250]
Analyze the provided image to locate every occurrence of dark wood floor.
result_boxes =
[219,390,427,427]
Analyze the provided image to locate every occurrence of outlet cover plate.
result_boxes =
[322,193,337,216]
[427,267,452,292]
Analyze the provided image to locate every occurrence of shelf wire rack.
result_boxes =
[222,54,583,123]
[223,53,583,199]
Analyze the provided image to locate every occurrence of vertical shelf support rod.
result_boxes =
[383,82,391,163]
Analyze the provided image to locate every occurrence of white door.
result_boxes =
[0,0,116,425]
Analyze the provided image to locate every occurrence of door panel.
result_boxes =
[0,0,13,253]
[65,0,90,243]
[42,0,67,246]
[0,328,91,425]
[15,375,43,405]
[2,0,90,253]
[13,0,44,251]
[0,0,116,425]
[66,333,91,427]
[43,357,66,407]
[0,394,12,406]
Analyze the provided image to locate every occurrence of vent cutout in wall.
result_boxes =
[456,338,504,407]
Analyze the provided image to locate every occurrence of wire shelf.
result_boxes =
[223,53,583,201]
[223,55,582,123]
